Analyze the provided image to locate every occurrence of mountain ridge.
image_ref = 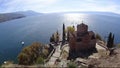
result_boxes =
[0,10,42,23]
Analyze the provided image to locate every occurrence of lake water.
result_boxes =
[0,13,120,64]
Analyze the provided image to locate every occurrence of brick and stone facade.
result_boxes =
[68,23,96,59]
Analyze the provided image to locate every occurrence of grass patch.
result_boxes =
[68,62,77,68]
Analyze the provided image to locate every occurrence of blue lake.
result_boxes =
[0,13,120,64]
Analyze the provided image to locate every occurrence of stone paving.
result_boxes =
[46,44,62,66]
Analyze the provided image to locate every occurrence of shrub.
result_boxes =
[117,44,120,48]
[96,33,102,40]
[18,53,30,65]
[68,62,77,68]
[42,49,49,58]
[18,42,46,65]
[36,57,44,64]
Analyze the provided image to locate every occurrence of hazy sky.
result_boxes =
[0,0,120,13]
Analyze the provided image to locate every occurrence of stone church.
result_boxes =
[68,23,96,59]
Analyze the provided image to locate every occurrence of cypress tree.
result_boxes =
[52,34,55,43]
[62,23,66,44]
[112,34,114,47]
[49,34,55,43]
[107,32,111,48]
[56,30,59,43]
[73,25,75,29]
[107,32,114,48]
[49,37,52,42]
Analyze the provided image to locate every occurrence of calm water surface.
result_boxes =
[0,13,120,64]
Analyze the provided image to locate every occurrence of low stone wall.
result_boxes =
[45,44,55,62]
[96,43,110,58]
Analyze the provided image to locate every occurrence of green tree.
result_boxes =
[67,26,75,42]
[107,32,114,48]
[62,23,66,44]
[67,26,75,33]
[96,33,102,40]
[112,34,114,46]
[56,30,59,43]
[50,31,60,44]
[54,30,60,43]
[72,25,75,29]
[50,34,55,43]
